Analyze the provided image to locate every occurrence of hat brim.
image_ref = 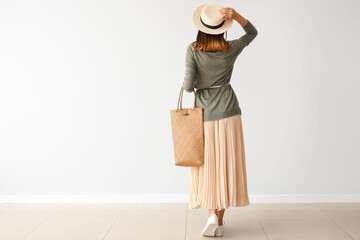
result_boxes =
[193,4,233,35]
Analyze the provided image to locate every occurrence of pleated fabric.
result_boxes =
[188,114,250,211]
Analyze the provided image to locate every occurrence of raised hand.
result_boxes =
[218,7,238,20]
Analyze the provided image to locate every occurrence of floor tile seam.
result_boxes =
[251,204,270,240]
[314,204,354,240]
[252,202,337,221]
[22,204,63,240]
[102,209,123,240]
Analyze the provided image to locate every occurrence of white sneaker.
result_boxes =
[215,220,225,237]
[202,214,219,237]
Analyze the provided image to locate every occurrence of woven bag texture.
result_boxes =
[170,87,204,167]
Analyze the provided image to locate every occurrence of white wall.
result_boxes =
[0,0,359,202]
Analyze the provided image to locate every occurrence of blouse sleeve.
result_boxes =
[182,43,197,93]
[229,20,258,56]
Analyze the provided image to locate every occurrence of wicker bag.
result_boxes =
[170,86,204,167]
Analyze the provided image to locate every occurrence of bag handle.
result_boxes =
[177,86,196,110]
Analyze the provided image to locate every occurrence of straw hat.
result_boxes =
[193,3,233,35]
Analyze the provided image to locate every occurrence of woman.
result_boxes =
[182,4,258,237]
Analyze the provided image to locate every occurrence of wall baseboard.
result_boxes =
[0,194,359,203]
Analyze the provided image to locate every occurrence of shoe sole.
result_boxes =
[215,232,224,237]
[202,223,218,237]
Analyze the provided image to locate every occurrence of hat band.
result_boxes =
[200,16,225,30]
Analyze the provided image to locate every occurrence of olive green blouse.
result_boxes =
[182,20,258,122]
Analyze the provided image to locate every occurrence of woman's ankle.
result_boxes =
[208,210,218,217]
[218,219,223,225]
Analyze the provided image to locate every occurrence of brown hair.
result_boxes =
[191,30,231,52]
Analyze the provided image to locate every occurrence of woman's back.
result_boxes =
[183,20,258,121]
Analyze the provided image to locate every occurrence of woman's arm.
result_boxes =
[233,11,248,27]
[182,43,197,93]
[234,13,258,48]
[219,8,258,52]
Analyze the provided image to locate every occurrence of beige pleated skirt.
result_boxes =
[188,113,250,211]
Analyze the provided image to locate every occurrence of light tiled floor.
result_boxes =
[0,202,359,240]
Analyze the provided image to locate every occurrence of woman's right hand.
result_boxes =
[218,7,238,20]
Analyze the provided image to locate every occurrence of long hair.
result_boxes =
[191,30,231,52]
